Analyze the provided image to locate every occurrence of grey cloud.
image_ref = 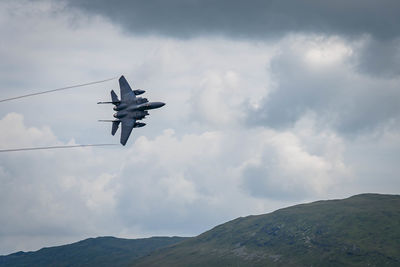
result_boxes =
[65,0,400,40]
[355,37,400,78]
[247,39,400,135]
[242,165,309,201]
[112,133,244,235]
[63,0,400,78]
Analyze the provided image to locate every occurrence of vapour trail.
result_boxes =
[0,144,118,153]
[0,77,117,103]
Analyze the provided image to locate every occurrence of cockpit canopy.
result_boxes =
[137,97,148,104]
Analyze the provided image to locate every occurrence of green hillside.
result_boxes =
[0,236,187,267]
[133,194,400,267]
[1,194,398,266]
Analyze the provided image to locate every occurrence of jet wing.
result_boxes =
[119,75,135,102]
[120,118,135,146]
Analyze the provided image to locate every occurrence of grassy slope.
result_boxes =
[133,194,400,267]
[0,236,187,267]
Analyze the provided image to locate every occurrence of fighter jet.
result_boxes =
[98,76,165,146]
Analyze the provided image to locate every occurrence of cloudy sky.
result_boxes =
[0,0,399,255]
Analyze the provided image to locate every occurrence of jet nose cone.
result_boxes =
[150,102,165,109]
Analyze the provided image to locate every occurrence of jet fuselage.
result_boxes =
[113,101,164,120]
[99,75,165,145]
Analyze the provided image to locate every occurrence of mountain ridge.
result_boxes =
[132,193,400,266]
[1,193,399,266]
[0,236,188,267]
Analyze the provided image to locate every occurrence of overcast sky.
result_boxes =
[0,0,399,255]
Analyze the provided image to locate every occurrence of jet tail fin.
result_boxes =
[111,90,119,103]
[98,90,120,104]
[112,121,120,136]
[98,120,120,135]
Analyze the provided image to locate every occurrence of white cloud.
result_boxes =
[249,34,400,136]
[110,120,352,237]
[0,113,120,253]
[239,114,350,200]
[0,113,57,147]
[303,36,353,67]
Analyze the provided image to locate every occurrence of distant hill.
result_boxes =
[133,194,400,266]
[1,194,399,266]
[0,236,187,267]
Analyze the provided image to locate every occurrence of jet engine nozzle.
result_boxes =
[113,111,127,119]
[113,103,127,111]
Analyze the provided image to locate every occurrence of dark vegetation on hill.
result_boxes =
[0,236,187,267]
[1,194,399,266]
[133,194,400,267]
